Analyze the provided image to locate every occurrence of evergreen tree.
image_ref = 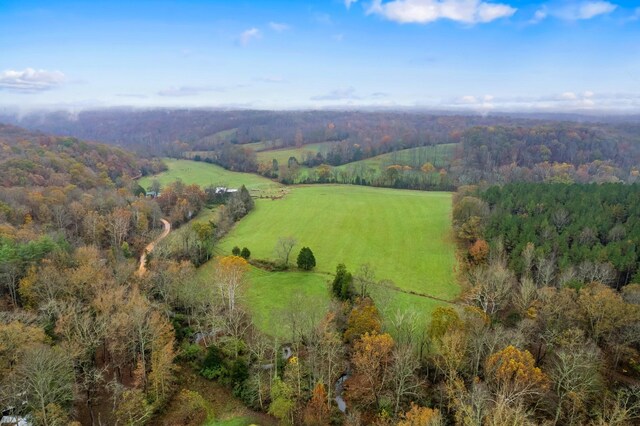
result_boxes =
[331,263,353,300]
[296,247,316,270]
[238,185,254,211]
[240,247,251,259]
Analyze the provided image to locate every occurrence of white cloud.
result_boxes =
[560,91,578,100]
[367,0,516,24]
[534,1,617,22]
[575,1,617,19]
[239,28,261,46]
[0,68,65,92]
[269,22,290,32]
[529,8,548,23]
[345,0,359,9]
[445,90,614,111]
[456,94,494,110]
[311,87,360,101]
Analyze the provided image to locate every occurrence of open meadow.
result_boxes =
[139,158,284,195]
[255,141,337,165]
[148,160,459,336]
[337,143,457,172]
[219,185,457,300]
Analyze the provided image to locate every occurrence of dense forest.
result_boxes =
[449,183,640,424]
[479,183,640,287]
[454,125,640,184]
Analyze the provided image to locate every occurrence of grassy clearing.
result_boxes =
[255,142,337,165]
[197,263,332,339]
[338,144,457,172]
[197,261,444,338]
[219,185,457,300]
[139,159,284,196]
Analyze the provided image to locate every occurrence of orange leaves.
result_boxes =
[468,239,489,264]
[215,256,249,312]
[303,382,331,426]
[348,332,395,408]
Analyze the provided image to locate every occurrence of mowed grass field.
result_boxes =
[337,143,457,171]
[139,159,283,195]
[255,141,337,165]
[219,185,457,300]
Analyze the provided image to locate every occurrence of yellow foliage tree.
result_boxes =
[485,345,548,404]
[344,298,382,342]
[215,255,249,312]
[397,403,442,426]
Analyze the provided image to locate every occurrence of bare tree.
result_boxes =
[391,345,422,415]
[0,259,21,307]
[466,262,515,316]
[4,345,75,426]
[106,208,131,248]
[275,236,297,266]
[354,263,376,299]
[535,254,556,287]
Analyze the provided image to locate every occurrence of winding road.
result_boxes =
[138,218,171,276]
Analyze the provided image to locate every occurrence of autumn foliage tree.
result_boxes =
[469,239,489,264]
[303,382,331,426]
[397,403,443,426]
[344,298,382,343]
[485,345,549,405]
[215,255,249,312]
[347,332,395,410]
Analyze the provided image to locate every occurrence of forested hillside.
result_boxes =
[448,183,640,425]
[5,110,639,188]
[0,125,178,424]
[1,110,538,155]
[480,183,640,287]
[455,125,640,184]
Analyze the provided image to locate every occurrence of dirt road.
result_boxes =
[138,218,171,276]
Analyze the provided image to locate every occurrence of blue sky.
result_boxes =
[1,0,639,112]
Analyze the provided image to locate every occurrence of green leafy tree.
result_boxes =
[232,246,241,256]
[240,247,251,259]
[297,247,316,270]
[268,377,295,425]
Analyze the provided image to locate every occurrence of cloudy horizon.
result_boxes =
[1,0,640,113]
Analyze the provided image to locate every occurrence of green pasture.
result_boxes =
[219,185,457,300]
[139,159,283,195]
[150,160,459,337]
[337,143,457,172]
[255,142,337,165]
